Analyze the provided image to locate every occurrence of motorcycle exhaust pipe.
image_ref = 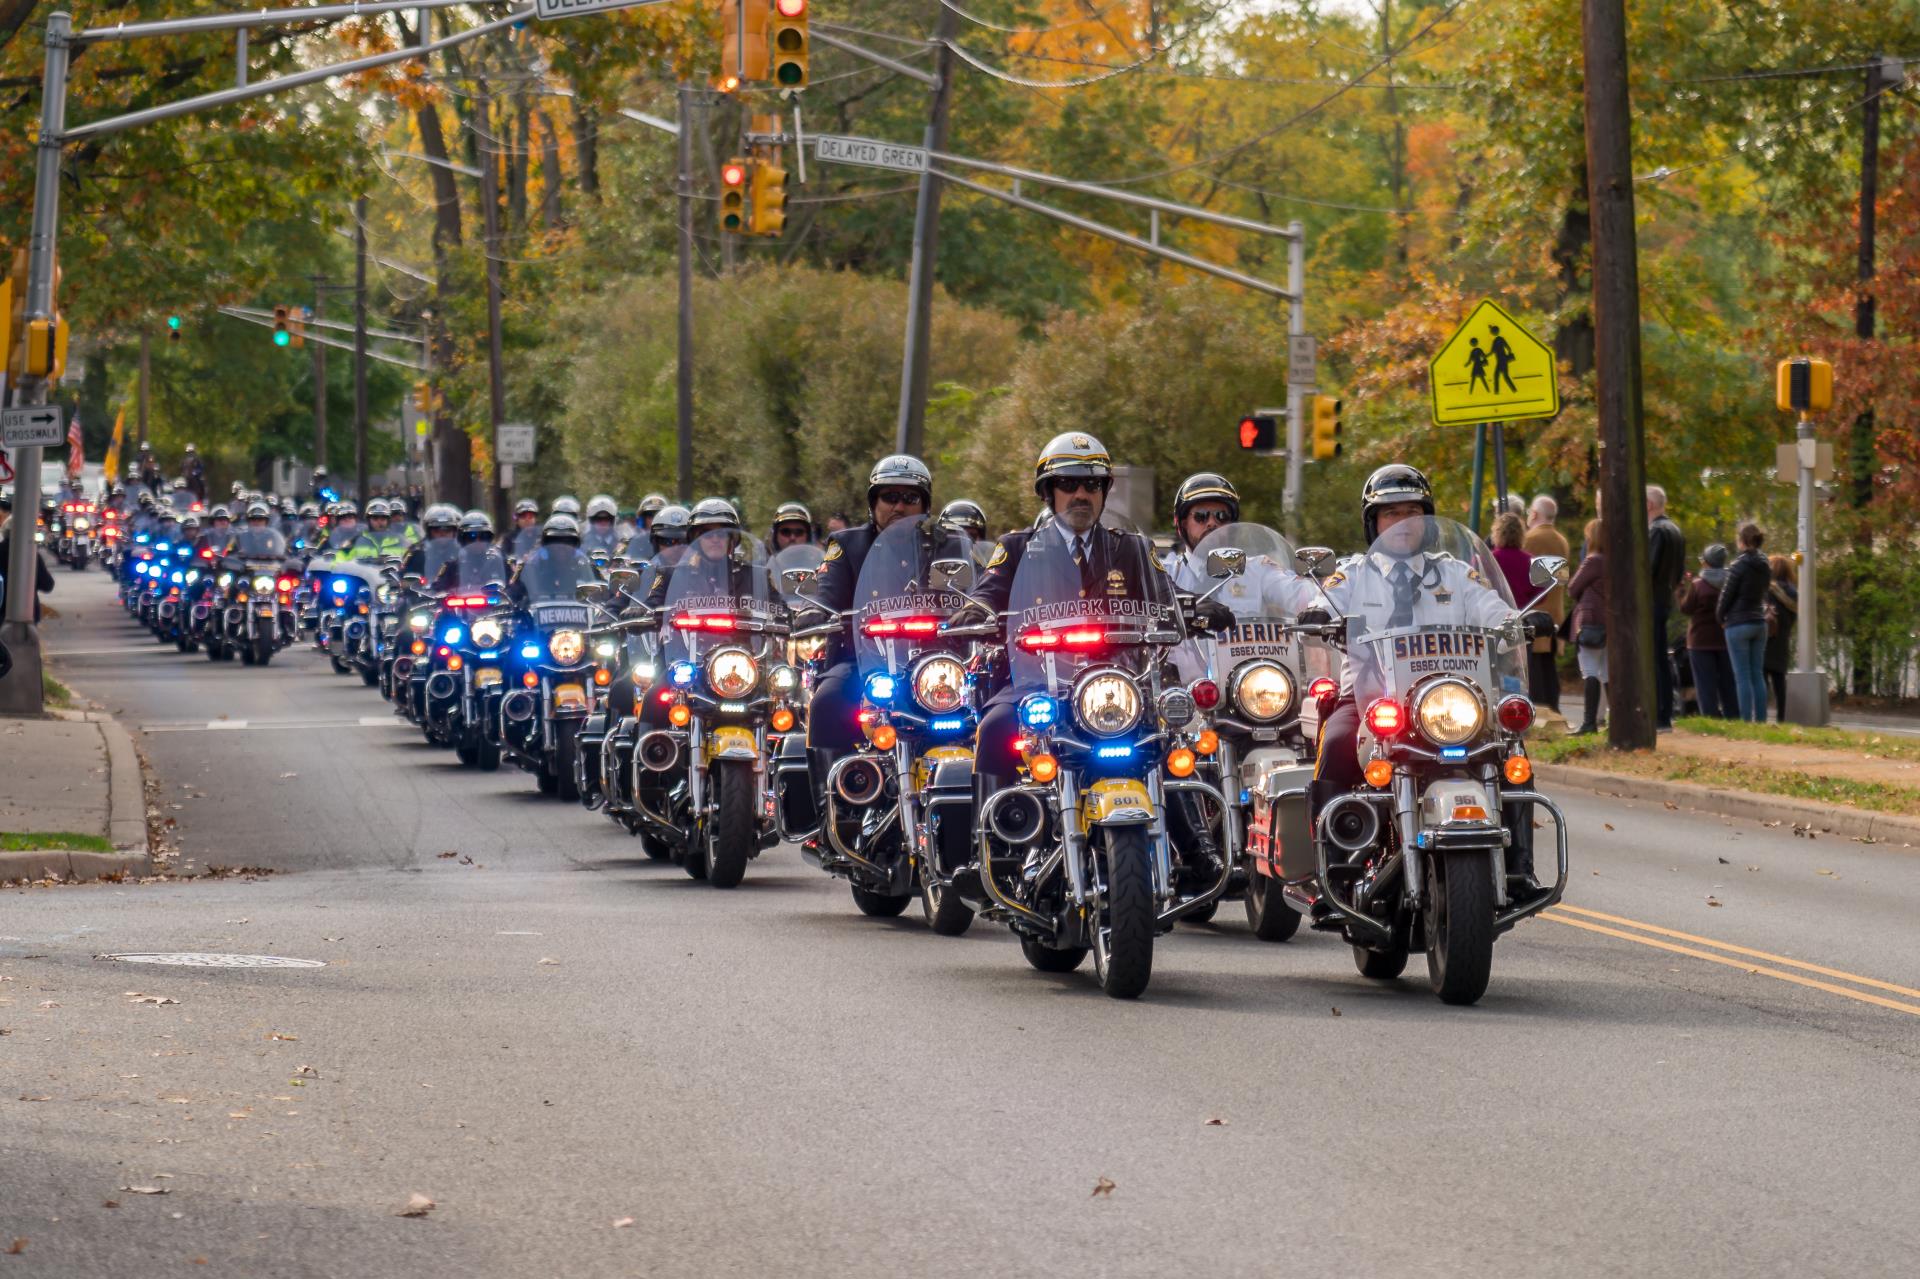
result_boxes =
[831,757,888,807]
[1323,799,1383,855]
[636,730,681,772]
[988,789,1046,845]
[425,672,458,700]
[502,690,538,723]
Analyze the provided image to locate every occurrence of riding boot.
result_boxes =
[1578,677,1601,735]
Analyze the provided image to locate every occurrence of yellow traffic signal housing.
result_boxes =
[0,277,11,380]
[750,161,788,236]
[771,0,809,87]
[1776,356,1833,414]
[1311,395,1342,461]
[23,316,69,379]
[271,304,291,347]
[719,157,750,232]
[722,0,770,87]
[289,307,306,349]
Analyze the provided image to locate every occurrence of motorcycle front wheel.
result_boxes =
[1092,827,1155,1000]
[252,634,273,667]
[1020,933,1088,973]
[1425,850,1495,1006]
[552,720,582,802]
[919,812,975,936]
[705,759,754,888]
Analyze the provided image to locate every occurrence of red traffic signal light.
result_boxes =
[775,0,807,15]
[721,162,747,188]
[1238,414,1277,451]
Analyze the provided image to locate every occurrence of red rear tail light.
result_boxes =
[277,577,295,592]
[1309,677,1338,702]
[1190,679,1220,710]
[1497,695,1535,734]
[1365,698,1405,736]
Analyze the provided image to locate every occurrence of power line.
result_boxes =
[941,35,1165,90]
[937,0,1136,38]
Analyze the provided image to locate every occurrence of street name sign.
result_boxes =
[1288,334,1316,388]
[1428,299,1560,426]
[1,404,64,448]
[497,424,537,466]
[813,135,929,174]
[534,0,667,21]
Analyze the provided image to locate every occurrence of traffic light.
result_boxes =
[771,0,809,87]
[166,313,183,343]
[719,158,749,232]
[1311,396,1342,461]
[722,0,770,88]
[272,305,291,347]
[290,307,307,349]
[1237,414,1278,453]
[6,248,65,380]
[749,161,788,236]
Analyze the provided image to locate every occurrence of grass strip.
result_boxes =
[1672,715,1920,763]
[1537,735,1920,817]
[42,672,73,709]
[0,831,114,853]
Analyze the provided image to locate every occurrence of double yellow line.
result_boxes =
[1541,904,1920,1018]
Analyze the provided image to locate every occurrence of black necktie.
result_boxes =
[1071,535,1087,568]
[1389,561,1418,628]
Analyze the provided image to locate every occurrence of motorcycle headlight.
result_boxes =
[252,574,274,592]
[594,638,618,659]
[1414,679,1484,746]
[471,616,503,647]
[767,664,799,696]
[218,572,233,589]
[912,655,968,714]
[548,629,585,665]
[1230,660,1295,723]
[707,647,758,698]
[74,517,89,530]
[185,570,199,584]
[377,583,396,604]
[1073,671,1143,738]
[409,611,431,633]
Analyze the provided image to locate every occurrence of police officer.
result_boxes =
[506,499,542,560]
[324,501,362,553]
[798,456,935,816]
[181,443,207,501]
[346,499,411,562]
[937,499,988,543]
[583,495,621,556]
[399,504,461,580]
[628,503,690,602]
[551,495,582,521]
[766,501,815,556]
[1312,465,1536,887]
[434,510,507,591]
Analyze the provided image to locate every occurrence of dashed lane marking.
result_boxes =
[141,716,403,733]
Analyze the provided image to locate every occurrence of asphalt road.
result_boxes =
[7,568,1920,1277]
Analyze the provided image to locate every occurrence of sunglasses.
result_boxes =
[875,490,926,507]
[775,526,810,539]
[1052,478,1108,495]
[1186,508,1233,526]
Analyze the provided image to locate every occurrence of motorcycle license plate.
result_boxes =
[258,607,276,618]
[553,683,588,710]
[475,667,504,688]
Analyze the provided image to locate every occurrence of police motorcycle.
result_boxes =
[206,525,298,666]
[147,523,203,649]
[390,532,464,722]
[311,557,386,675]
[497,519,604,799]
[762,540,829,844]
[415,549,513,767]
[1281,516,1569,1006]
[1176,520,1335,940]
[55,497,97,569]
[960,527,1230,999]
[807,515,982,930]
[627,511,792,886]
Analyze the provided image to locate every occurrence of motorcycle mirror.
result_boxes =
[781,567,817,588]
[1529,555,1570,588]
[1205,548,1247,579]
[930,557,968,587]
[608,567,640,593]
[576,582,608,603]
[402,573,427,589]
[1294,546,1336,577]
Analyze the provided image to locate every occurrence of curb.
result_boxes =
[1537,762,1920,848]
[1,706,156,883]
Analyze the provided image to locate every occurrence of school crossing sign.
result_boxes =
[1428,299,1560,427]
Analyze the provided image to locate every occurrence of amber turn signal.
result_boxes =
[593,668,611,686]
[1166,747,1196,778]
[771,708,796,733]
[522,671,540,689]
[1504,753,1533,785]
[668,703,692,727]
[1194,729,1219,756]
[1029,753,1059,783]
[411,639,427,655]
[1364,759,1393,788]
[446,654,463,672]
[870,724,898,751]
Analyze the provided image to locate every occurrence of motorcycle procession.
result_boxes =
[89,436,1572,1004]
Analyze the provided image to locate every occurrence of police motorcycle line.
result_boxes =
[1259,511,1571,1006]
[405,542,515,768]
[388,533,463,723]
[789,515,985,931]
[52,497,98,570]
[585,511,796,887]
[197,525,300,667]
[495,522,605,800]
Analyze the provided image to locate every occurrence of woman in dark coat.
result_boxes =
[1677,543,1738,719]
[1763,554,1799,722]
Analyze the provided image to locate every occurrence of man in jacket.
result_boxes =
[1522,495,1569,711]
[1717,523,1772,722]
[1647,485,1686,730]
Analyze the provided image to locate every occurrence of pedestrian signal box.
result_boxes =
[1237,414,1278,453]
[1776,356,1832,414]
[1311,396,1342,461]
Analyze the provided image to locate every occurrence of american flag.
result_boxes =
[66,415,84,480]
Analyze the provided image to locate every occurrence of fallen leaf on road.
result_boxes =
[1330,1006,1342,1017]
[612,1217,635,1229]
[1204,1117,1227,1126]
[129,995,178,1006]
[1706,897,1722,907]
[37,1000,59,1009]
[18,1095,51,1102]
[121,1185,169,1196]
[102,1201,118,1209]
[1816,868,1835,876]
[267,1033,297,1042]
[158,1094,191,1104]
[436,851,457,859]
[1716,857,1729,865]
[1747,866,1761,872]
[538,957,559,966]
[396,1193,435,1218]
[1664,801,1679,811]
[1763,820,1781,828]
[292,1065,318,1078]
[1603,823,1614,831]
[278,772,297,779]
[1091,1178,1116,1198]
[5,1239,23,1255]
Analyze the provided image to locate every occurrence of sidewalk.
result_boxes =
[0,707,153,882]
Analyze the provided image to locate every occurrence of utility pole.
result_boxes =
[1583,0,1654,751]
[1283,221,1305,538]
[137,330,150,447]
[353,194,370,504]
[893,0,959,457]
[480,89,509,528]
[675,80,694,502]
[1845,56,1895,696]
[311,275,327,472]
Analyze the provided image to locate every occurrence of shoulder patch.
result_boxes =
[821,541,842,562]
[986,543,1009,569]
[1325,571,1346,587]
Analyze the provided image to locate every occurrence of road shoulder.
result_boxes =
[0,706,154,883]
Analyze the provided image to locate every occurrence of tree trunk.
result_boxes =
[539,110,564,230]
[509,90,531,232]
[408,13,469,509]
[570,96,600,199]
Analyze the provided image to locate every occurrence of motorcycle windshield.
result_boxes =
[768,542,825,612]
[419,537,460,582]
[661,536,776,668]
[1341,516,1525,720]
[1176,522,1313,685]
[581,524,621,555]
[517,545,600,603]
[852,515,976,685]
[1006,523,1177,702]
[325,525,360,552]
[232,528,287,560]
[452,544,508,589]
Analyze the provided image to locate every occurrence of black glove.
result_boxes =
[1191,598,1237,634]
[1297,607,1332,628]
[1523,609,1554,640]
